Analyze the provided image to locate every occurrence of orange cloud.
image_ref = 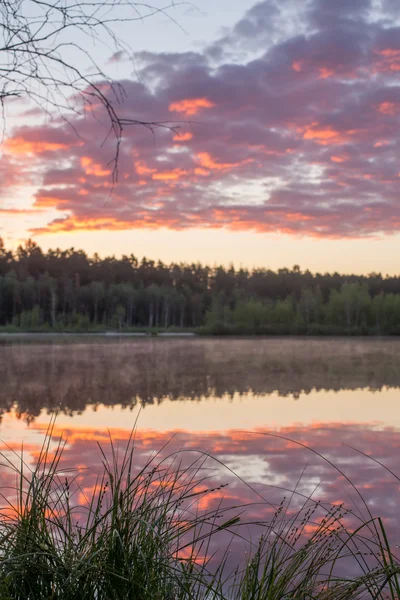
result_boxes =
[318,67,335,79]
[330,156,346,163]
[292,61,303,72]
[173,132,193,142]
[373,48,400,72]
[152,169,188,181]
[300,122,349,145]
[194,167,211,176]
[32,212,183,235]
[377,101,398,115]
[81,156,111,177]
[135,160,156,176]
[292,62,336,79]
[5,138,67,155]
[34,217,138,234]
[196,152,248,171]
[169,98,215,116]
[34,195,67,208]
[379,48,400,57]
[285,212,314,222]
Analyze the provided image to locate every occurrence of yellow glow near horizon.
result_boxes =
[33,387,400,433]
[12,228,399,276]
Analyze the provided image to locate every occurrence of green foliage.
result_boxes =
[1,239,400,334]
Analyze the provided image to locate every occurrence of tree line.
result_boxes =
[1,238,400,334]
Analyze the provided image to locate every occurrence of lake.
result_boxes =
[1,335,400,572]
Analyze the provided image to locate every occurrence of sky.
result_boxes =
[1,0,400,274]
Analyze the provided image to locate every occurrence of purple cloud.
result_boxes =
[2,0,400,238]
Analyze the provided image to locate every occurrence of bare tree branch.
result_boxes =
[0,0,186,180]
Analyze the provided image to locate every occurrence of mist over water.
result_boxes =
[1,336,400,573]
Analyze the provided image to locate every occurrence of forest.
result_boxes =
[1,238,400,334]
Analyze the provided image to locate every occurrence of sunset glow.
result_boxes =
[1,0,400,273]
[3,1,400,592]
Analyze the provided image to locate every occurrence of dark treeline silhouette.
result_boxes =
[1,238,400,334]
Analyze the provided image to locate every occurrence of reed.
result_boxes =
[0,421,397,599]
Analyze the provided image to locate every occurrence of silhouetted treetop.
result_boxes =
[0,238,400,334]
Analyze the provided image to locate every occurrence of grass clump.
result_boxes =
[0,422,398,599]
[0,424,234,600]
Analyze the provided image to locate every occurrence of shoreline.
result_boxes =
[0,330,399,339]
[0,331,198,338]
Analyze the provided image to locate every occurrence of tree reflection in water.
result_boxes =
[0,336,399,576]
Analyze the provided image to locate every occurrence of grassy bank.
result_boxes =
[0,423,398,599]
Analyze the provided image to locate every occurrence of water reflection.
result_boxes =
[1,337,400,572]
[1,337,400,419]
[0,416,399,577]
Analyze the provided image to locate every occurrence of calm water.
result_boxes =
[1,336,400,568]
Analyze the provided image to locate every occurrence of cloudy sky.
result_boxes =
[1,0,400,273]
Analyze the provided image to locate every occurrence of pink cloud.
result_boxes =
[2,0,400,239]
[169,97,216,116]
